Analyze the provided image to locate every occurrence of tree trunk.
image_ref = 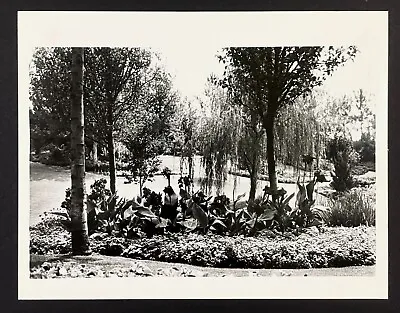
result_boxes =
[264,114,278,194]
[248,150,259,203]
[107,129,117,195]
[70,47,91,255]
[139,177,143,198]
[92,140,98,163]
[249,172,257,203]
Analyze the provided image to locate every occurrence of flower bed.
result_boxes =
[30,218,375,269]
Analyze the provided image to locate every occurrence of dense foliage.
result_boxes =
[30,219,375,269]
[327,136,358,192]
[30,47,178,196]
[354,133,375,163]
[217,46,358,194]
[50,173,373,244]
[327,187,375,227]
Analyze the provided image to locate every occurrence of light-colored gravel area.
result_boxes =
[30,253,375,278]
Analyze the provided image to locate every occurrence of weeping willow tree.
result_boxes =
[198,83,240,194]
[174,99,199,192]
[198,79,267,201]
[274,94,327,174]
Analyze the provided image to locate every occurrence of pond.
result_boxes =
[29,155,330,225]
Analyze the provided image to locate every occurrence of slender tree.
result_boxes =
[84,47,159,197]
[70,47,91,255]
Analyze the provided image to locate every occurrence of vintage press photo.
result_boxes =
[18,11,388,299]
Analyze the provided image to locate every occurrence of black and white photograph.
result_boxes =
[18,11,388,299]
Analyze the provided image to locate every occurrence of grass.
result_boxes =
[30,157,319,225]
[327,187,375,227]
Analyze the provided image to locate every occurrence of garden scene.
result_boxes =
[28,46,376,278]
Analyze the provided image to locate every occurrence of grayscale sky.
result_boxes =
[154,42,380,106]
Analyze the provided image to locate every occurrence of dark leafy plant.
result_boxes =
[327,136,357,192]
[178,175,193,193]
[291,175,330,229]
[261,186,295,233]
[54,179,169,237]
[353,132,375,163]
[162,167,172,186]
[142,187,163,216]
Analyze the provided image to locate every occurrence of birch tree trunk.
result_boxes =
[92,140,98,163]
[70,47,91,255]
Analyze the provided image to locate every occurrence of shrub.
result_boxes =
[39,143,70,166]
[354,133,375,163]
[327,188,375,227]
[327,136,358,192]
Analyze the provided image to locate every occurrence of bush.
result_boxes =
[327,136,358,192]
[327,188,375,227]
[30,221,376,269]
[354,133,375,163]
[39,143,70,166]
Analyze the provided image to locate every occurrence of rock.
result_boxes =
[87,271,96,277]
[70,269,80,278]
[57,266,68,276]
[139,264,154,276]
[89,232,108,241]
[47,267,58,277]
[41,262,51,270]
[96,270,105,277]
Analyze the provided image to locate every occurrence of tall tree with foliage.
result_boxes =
[29,48,104,162]
[70,47,91,255]
[83,47,155,196]
[238,109,266,201]
[30,47,164,198]
[200,79,266,201]
[29,48,73,154]
[218,46,357,194]
[352,89,375,137]
[122,71,177,197]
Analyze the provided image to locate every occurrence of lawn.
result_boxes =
[30,156,330,225]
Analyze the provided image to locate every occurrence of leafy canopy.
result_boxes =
[218,46,358,119]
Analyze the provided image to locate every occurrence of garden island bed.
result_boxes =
[30,218,375,272]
